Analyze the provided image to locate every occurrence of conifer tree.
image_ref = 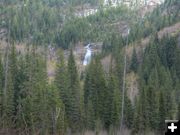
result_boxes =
[178,103,180,119]
[3,69,14,127]
[130,48,138,72]
[2,44,19,127]
[0,53,3,124]
[9,44,19,119]
[92,57,107,124]
[142,42,160,83]
[145,86,158,130]
[86,100,95,130]
[107,69,122,129]
[131,97,138,134]
[55,49,68,111]
[124,92,133,129]
[67,49,81,131]
[47,84,65,135]
[15,56,28,128]
[103,74,114,129]
[18,47,48,133]
[132,88,147,134]
[175,48,180,79]
[84,65,95,129]
[158,91,166,134]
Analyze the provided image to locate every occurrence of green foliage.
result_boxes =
[178,103,180,119]
[124,93,133,129]
[67,50,81,131]
[47,84,65,135]
[1,0,180,134]
[55,49,68,106]
[84,56,118,129]
[132,35,180,134]
[158,91,166,134]
[130,48,138,72]
[0,53,3,122]
[129,0,180,43]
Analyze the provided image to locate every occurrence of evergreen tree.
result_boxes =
[132,88,147,134]
[84,65,95,129]
[47,84,65,135]
[124,93,133,129]
[55,49,68,112]
[103,74,114,129]
[9,44,19,119]
[158,91,166,134]
[17,47,49,134]
[175,48,180,79]
[86,100,95,130]
[145,86,158,131]
[178,103,180,120]
[132,97,139,134]
[67,49,81,131]
[142,41,160,83]
[3,69,14,127]
[0,53,3,124]
[2,44,18,127]
[130,48,138,72]
[109,63,121,128]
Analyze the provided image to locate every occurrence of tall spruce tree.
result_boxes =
[124,92,133,129]
[67,49,81,131]
[2,44,18,127]
[178,103,180,119]
[0,52,3,124]
[84,64,95,129]
[158,91,166,134]
[55,49,68,113]
[130,48,138,72]
[47,84,65,135]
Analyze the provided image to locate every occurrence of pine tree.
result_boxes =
[0,52,3,124]
[47,84,65,135]
[84,65,94,129]
[132,98,139,134]
[175,48,180,79]
[32,53,49,134]
[86,100,95,130]
[158,91,166,134]
[146,67,160,131]
[130,48,138,72]
[67,49,81,131]
[132,88,147,134]
[124,92,133,129]
[142,42,160,83]
[108,72,121,127]
[178,103,180,120]
[17,46,49,133]
[103,74,113,129]
[2,44,18,127]
[3,70,14,127]
[145,86,158,131]
[15,56,28,128]
[84,56,112,129]
[55,49,68,111]
[92,57,107,124]
[9,44,19,120]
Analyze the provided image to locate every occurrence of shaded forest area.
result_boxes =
[0,0,180,135]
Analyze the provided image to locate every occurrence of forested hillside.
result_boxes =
[0,0,180,135]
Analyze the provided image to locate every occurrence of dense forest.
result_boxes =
[0,0,180,135]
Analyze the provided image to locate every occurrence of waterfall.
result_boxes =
[83,44,92,66]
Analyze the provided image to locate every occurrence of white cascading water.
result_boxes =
[83,44,92,66]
